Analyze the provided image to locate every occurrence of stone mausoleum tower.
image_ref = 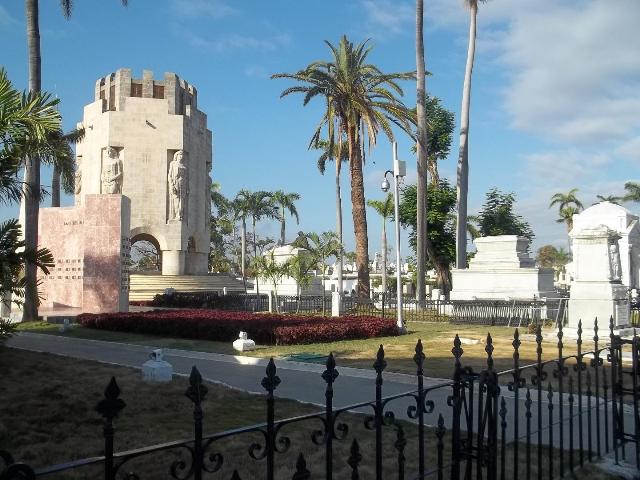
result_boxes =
[75,68,212,275]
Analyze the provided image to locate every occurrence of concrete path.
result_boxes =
[6,332,639,457]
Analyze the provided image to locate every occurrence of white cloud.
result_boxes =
[0,5,17,29]
[616,137,640,162]
[182,31,290,54]
[497,0,640,144]
[360,0,414,36]
[169,0,237,19]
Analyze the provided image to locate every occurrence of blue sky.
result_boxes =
[2,0,639,256]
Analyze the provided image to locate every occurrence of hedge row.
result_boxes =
[77,310,398,345]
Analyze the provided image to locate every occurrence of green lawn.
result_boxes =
[18,320,594,380]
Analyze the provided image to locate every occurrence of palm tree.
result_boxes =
[22,0,128,321]
[248,191,277,299]
[292,231,342,314]
[549,188,584,232]
[623,181,640,203]
[273,35,414,299]
[555,206,581,232]
[315,138,348,295]
[595,194,621,204]
[367,194,394,297]
[455,0,488,270]
[415,0,428,307]
[0,69,59,306]
[271,190,300,245]
[49,127,84,207]
[232,190,252,288]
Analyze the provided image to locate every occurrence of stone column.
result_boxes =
[162,250,185,275]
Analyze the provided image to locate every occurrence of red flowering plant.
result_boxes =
[78,310,398,345]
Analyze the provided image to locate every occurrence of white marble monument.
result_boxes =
[567,224,631,335]
[450,235,555,300]
[571,202,640,290]
[75,68,212,275]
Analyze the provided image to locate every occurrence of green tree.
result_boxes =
[273,35,414,299]
[456,0,488,270]
[399,181,457,294]
[231,190,253,288]
[549,188,584,232]
[0,69,59,310]
[536,244,571,280]
[622,181,640,203]
[367,193,394,295]
[248,191,277,298]
[315,138,348,296]
[287,253,316,312]
[271,190,300,245]
[595,194,621,204]
[292,231,343,314]
[22,0,128,321]
[477,188,533,241]
[251,251,289,312]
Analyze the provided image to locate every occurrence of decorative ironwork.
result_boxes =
[2,332,639,480]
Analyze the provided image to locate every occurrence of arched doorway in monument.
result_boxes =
[130,233,162,274]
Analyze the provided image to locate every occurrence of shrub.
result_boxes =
[77,310,398,345]
[0,318,17,341]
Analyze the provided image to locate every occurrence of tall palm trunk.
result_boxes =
[347,124,370,299]
[51,165,60,207]
[279,206,286,245]
[381,219,387,297]
[23,0,42,321]
[252,217,260,301]
[455,3,477,269]
[241,218,247,291]
[335,158,344,295]
[415,0,428,308]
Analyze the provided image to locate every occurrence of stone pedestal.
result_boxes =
[450,235,554,300]
[331,291,343,317]
[37,194,130,313]
[162,250,185,275]
[233,332,256,352]
[567,225,630,335]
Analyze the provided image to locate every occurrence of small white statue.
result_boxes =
[609,242,622,282]
[142,348,173,382]
[101,147,123,194]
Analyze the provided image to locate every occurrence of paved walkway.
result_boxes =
[6,332,639,453]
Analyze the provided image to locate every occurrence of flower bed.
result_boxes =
[77,310,398,345]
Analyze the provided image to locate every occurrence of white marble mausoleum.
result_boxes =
[75,68,213,275]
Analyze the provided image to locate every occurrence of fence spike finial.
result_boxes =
[577,319,583,347]
[452,334,463,366]
[322,352,339,385]
[292,452,310,480]
[185,366,208,405]
[414,339,425,376]
[373,344,387,374]
[96,377,126,420]
[261,357,281,393]
[485,333,494,370]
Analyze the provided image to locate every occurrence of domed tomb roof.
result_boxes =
[571,201,638,235]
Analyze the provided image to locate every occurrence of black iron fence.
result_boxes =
[2,319,639,480]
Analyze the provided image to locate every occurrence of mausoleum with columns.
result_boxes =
[75,68,212,275]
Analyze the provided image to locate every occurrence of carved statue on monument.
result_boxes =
[74,166,82,195]
[101,147,123,194]
[168,150,188,221]
[609,242,622,282]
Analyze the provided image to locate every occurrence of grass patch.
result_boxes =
[0,348,615,480]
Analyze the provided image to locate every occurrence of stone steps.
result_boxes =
[129,274,246,301]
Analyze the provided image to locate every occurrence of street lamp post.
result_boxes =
[381,142,407,334]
